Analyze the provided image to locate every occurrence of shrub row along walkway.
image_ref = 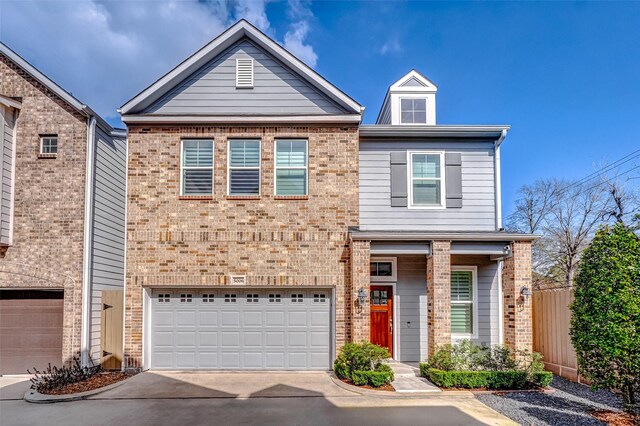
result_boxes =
[476,376,626,425]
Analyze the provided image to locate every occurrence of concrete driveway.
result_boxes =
[1,372,516,425]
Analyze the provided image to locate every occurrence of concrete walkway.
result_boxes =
[390,362,441,393]
[1,372,516,425]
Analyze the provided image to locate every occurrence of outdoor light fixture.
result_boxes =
[521,286,532,299]
[357,288,367,306]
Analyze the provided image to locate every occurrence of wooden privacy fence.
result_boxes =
[100,290,123,370]
[532,288,586,383]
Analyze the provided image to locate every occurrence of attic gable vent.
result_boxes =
[236,58,254,88]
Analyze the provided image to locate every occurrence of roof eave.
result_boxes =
[359,125,511,139]
[121,114,362,125]
[350,230,540,242]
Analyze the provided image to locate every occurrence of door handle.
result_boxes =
[389,318,393,334]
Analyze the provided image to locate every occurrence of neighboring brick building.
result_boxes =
[119,20,535,371]
[0,43,127,374]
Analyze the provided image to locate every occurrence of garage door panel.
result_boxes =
[199,331,218,347]
[198,352,218,368]
[221,311,240,326]
[288,311,308,326]
[153,352,174,368]
[310,311,330,327]
[265,311,285,326]
[176,311,196,326]
[154,311,174,326]
[288,352,308,368]
[310,331,330,347]
[243,352,263,368]
[176,352,196,369]
[153,331,173,347]
[198,311,218,327]
[221,331,240,347]
[288,331,307,347]
[176,331,196,347]
[243,331,263,347]
[265,331,284,347]
[266,352,285,368]
[243,310,262,326]
[221,352,240,368]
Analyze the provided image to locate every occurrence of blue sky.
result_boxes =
[2,1,639,214]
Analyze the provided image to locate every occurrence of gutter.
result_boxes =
[80,117,97,367]
[120,114,362,124]
[494,128,507,229]
[350,230,540,242]
[359,125,511,139]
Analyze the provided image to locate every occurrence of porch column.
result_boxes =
[427,240,451,356]
[350,239,370,344]
[502,241,533,354]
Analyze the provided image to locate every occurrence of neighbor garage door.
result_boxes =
[0,290,64,375]
[150,288,331,370]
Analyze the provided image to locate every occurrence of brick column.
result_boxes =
[502,241,533,354]
[350,239,370,344]
[427,240,451,356]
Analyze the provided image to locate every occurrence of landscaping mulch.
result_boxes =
[340,378,395,392]
[476,375,633,426]
[41,371,134,395]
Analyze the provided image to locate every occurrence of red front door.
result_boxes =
[370,286,393,357]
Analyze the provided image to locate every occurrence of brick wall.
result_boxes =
[349,239,370,343]
[502,241,533,354]
[427,240,451,356]
[124,125,359,368]
[0,54,88,364]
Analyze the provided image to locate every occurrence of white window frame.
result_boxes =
[227,139,261,196]
[274,139,309,196]
[40,135,58,154]
[399,96,428,125]
[180,139,214,196]
[407,150,446,209]
[370,257,397,282]
[451,265,479,340]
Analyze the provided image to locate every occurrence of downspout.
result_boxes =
[494,129,507,230]
[80,116,97,366]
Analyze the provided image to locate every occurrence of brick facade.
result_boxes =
[0,54,88,364]
[427,240,452,356]
[349,239,370,343]
[502,241,533,354]
[124,125,359,368]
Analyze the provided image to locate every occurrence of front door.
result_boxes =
[369,286,393,357]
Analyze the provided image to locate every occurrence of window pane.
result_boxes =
[413,180,441,205]
[183,169,213,195]
[183,140,213,167]
[412,154,440,178]
[400,98,413,112]
[451,304,473,334]
[42,137,58,154]
[276,169,306,195]
[276,140,307,167]
[376,262,392,276]
[229,140,260,167]
[413,111,427,124]
[412,99,426,112]
[401,111,414,124]
[229,169,259,195]
[451,271,473,302]
[370,262,377,276]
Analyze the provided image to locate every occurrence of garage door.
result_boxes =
[150,288,331,370]
[0,290,64,375]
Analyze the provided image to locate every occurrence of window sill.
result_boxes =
[274,195,309,200]
[178,195,213,201]
[38,153,57,159]
[226,195,261,200]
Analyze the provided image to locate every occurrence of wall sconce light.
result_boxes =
[357,288,367,306]
[521,286,532,300]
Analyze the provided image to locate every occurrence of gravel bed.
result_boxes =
[475,376,624,425]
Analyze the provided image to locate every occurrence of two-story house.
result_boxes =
[119,20,534,372]
[0,43,127,374]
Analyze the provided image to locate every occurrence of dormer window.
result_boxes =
[400,98,427,124]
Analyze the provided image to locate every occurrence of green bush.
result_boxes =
[333,342,393,388]
[570,223,640,414]
[531,371,553,388]
[427,369,529,390]
[419,362,429,378]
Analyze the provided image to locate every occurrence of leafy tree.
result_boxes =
[570,223,640,414]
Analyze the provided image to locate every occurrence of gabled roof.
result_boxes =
[376,69,438,124]
[120,20,363,116]
[0,42,115,132]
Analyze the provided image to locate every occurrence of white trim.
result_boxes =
[120,132,129,372]
[142,287,152,371]
[370,256,397,282]
[407,151,446,209]
[274,139,308,196]
[119,20,361,115]
[80,117,97,366]
[451,265,479,341]
[0,95,22,110]
[7,107,18,246]
[494,131,506,229]
[497,260,504,345]
[398,96,428,125]
[121,114,362,124]
[180,139,215,196]
[390,70,438,91]
[39,135,58,155]
[227,139,261,196]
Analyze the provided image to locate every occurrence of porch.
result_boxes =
[349,231,536,361]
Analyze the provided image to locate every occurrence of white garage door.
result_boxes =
[150,288,331,370]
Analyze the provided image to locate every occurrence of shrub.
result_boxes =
[531,371,553,388]
[570,223,640,414]
[427,369,529,390]
[419,362,429,378]
[28,357,101,393]
[333,342,393,387]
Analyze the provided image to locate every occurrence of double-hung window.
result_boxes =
[275,140,307,196]
[228,139,260,195]
[400,98,427,124]
[409,151,444,208]
[181,140,213,196]
[451,267,477,338]
[40,135,58,154]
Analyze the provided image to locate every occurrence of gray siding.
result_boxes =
[0,106,16,245]
[145,39,347,115]
[377,101,391,124]
[476,261,500,346]
[359,141,497,231]
[89,126,127,363]
[393,255,428,362]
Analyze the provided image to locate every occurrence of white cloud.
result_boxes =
[0,0,320,125]
[380,37,402,55]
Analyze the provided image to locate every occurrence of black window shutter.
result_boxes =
[445,152,463,208]
[390,151,408,207]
